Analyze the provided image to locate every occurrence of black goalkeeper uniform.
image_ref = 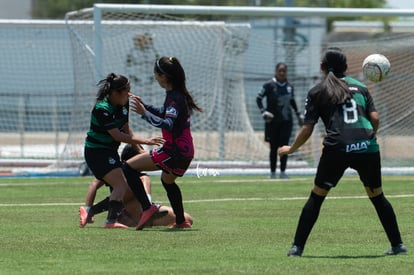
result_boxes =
[256,78,299,174]
[304,76,381,190]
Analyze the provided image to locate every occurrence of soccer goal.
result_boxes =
[61,4,414,172]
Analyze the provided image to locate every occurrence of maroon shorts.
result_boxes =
[150,148,192,177]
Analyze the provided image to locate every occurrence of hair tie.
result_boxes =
[169,57,174,62]
[328,67,335,72]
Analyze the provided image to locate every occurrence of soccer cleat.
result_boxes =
[169,221,192,229]
[287,245,303,257]
[143,206,169,227]
[102,220,129,229]
[79,206,89,228]
[279,172,289,179]
[270,172,276,179]
[384,243,408,255]
[136,203,159,230]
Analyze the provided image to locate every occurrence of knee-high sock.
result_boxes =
[107,200,123,222]
[293,191,326,248]
[90,196,109,216]
[370,193,403,246]
[122,163,151,210]
[162,180,185,224]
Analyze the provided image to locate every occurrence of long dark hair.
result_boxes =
[154,56,202,113]
[316,47,352,106]
[96,73,130,101]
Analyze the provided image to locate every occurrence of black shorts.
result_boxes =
[84,147,122,180]
[315,149,382,190]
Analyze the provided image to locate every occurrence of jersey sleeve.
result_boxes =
[363,88,377,113]
[303,92,319,125]
[256,85,267,113]
[143,102,164,117]
[93,107,116,130]
[141,101,178,131]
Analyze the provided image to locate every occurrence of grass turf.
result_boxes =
[0,175,412,274]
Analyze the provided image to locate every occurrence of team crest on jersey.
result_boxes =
[166,106,178,118]
[123,107,128,115]
[287,86,292,94]
[108,157,116,165]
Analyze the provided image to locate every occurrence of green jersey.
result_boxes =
[304,76,379,153]
[85,96,129,150]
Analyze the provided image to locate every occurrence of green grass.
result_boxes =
[0,175,413,274]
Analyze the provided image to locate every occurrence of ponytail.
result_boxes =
[96,73,129,101]
[315,48,352,106]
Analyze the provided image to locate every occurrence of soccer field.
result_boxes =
[0,175,412,274]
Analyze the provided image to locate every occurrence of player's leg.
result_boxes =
[151,205,193,227]
[141,174,152,202]
[122,158,159,230]
[101,168,129,228]
[79,178,105,228]
[288,151,346,257]
[278,120,293,179]
[268,127,278,179]
[354,153,407,255]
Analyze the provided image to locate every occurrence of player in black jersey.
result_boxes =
[256,63,302,179]
[84,73,164,229]
[279,48,407,256]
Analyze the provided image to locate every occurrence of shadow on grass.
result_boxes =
[303,255,385,259]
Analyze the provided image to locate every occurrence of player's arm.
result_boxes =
[122,123,149,153]
[129,94,164,116]
[141,105,176,131]
[107,128,164,146]
[256,86,267,113]
[278,124,314,156]
[369,111,379,134]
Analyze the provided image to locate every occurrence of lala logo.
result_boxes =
[346,141,370,153]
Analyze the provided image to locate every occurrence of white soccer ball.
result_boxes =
[362,54,391,82]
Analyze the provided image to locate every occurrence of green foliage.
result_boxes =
[0,175,413,274]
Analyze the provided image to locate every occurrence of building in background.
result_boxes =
[0,0,31,19]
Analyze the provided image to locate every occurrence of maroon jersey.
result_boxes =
[142,89,194,160]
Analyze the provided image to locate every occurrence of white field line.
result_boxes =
[0,194,413,207]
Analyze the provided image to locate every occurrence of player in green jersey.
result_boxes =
[84,73,164,229]
[278,48,407,257]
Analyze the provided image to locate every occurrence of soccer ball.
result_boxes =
[362,54,391,82]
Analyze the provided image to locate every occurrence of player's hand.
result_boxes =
[262,111,274,123]
[145,136,165,146]
[278,145,292,157]
[129,94,146,115]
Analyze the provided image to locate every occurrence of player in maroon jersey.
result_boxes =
[127,56,202,229]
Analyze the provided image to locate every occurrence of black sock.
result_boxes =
[90,196,110,216]
[122,163,151,210]
[370,193,403,246]
[107,200,123,223]
[161,180,185,224]
[293,191,326,248]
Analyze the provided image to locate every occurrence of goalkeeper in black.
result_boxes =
[279,47,407,257]
[256,63,302,179]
